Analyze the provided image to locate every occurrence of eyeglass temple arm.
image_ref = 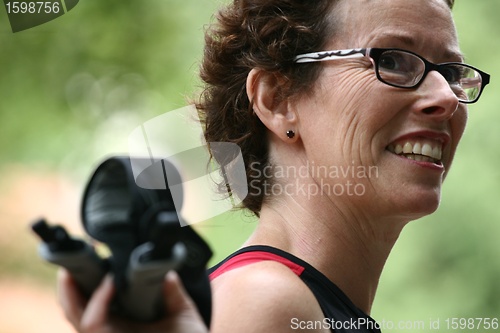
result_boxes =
[460,77,483,89]
[294,48,369,63]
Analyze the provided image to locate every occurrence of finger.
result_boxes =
[57,269,86,325]
[158,271,208,333]
[164,271,194,314]
[80,274,115,331]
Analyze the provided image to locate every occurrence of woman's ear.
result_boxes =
[246,68,298,142]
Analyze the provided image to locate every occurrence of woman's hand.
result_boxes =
[57,269,208,333]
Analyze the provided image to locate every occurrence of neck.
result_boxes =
[244,194,406,314]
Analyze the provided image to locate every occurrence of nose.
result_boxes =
[414,70,461,120]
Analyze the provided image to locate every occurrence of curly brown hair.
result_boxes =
[196,0,455,216]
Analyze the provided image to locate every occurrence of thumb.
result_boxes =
[157,271,209,333]
[164,271,197,314]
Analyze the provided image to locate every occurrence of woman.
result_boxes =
[58,0,490,332]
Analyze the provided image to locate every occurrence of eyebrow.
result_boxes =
[374,32,465,62]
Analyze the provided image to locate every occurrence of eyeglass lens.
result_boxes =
[375,50,483,102]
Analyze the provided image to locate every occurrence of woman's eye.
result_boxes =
[440,66,462,83]
[379,54,399,70]
[378,52,415,73]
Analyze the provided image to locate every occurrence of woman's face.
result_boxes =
[294,0,466,220]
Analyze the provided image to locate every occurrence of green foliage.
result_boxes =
[0,0,216,173]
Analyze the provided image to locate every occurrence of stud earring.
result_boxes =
[286,130,295,139]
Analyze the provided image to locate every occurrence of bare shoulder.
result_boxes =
[210,260,329,333]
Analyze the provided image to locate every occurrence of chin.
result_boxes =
[397,189,442,221]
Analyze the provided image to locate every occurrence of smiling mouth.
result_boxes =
[387,139,443,165]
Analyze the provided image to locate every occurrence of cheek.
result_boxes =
[453,108,468,143]
[448,107,468,161]
[298,67,395,165]
[318,68,381,124]
[327,78,398,162]
[322,67,377,110]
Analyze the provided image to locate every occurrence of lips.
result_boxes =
[387,136,446,165]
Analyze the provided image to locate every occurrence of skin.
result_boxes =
[218,0,465,330]
[58,0,467,332]
[58,270,207,333]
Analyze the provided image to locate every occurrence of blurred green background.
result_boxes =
[0,1,498,332]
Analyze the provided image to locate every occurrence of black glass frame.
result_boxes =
[294,47,490,104]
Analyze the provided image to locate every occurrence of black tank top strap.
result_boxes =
[208,245,382,332]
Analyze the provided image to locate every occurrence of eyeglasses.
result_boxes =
[294,48,490,104]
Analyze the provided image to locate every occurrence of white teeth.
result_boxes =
[388,140,443,162]
[403,142,413,154]
[413,142,422,155]
[422,143,433,158]
[432,146,442,160]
